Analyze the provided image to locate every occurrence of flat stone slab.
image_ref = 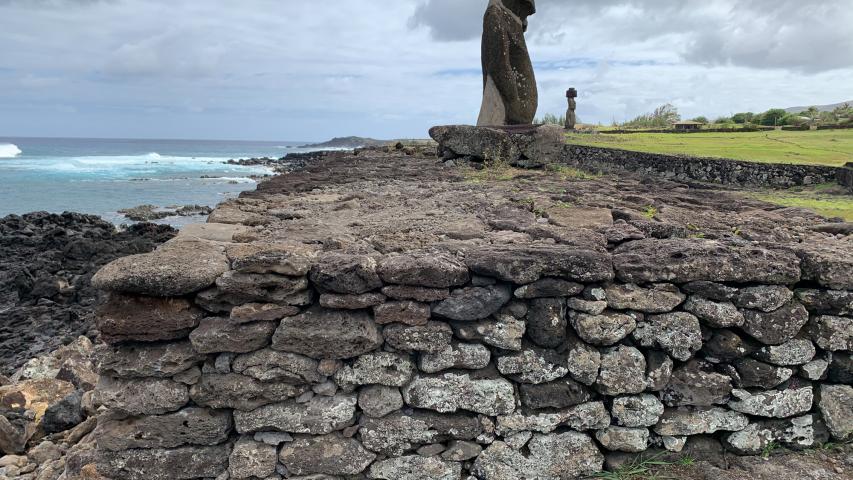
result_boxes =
[178,222,250,242]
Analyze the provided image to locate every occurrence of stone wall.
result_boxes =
[84,230,853,480]
[559,144,842,188]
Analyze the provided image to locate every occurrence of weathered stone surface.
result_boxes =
[358,385,403,418]
[229,437,278,479]
[97,444,230,480]
[809,315,853,351]
[612,394,665,427]
[596,427,649,453]
[96,294,204,344]
[829,352,853,383]
[402,373,515,416]
[514,278,584,299]
[465,245,614,284]
[595,346,647,396]
[818,384,853,440]
[418,342,491,373]
[645,350,673,391]
[683,296,744,328]
[728,386,813,418]
[734,358,793,389]
[377,252,469,288]
[471,432,604,480]
[367,455,461,480]
[382,285,450,302]
[231,348,323,383]
[605,283,685,313]
[432,285,511,321]
[309,253,382,294]
[279,434,376,476]
[454,314,525,351]
[373,301,430,326]
[92,239,229,296]
[741,300,809,345]
[496,347,568,384]
[703,330,757,363]
[227,241,316,275]
[496,401,610,435]
[632,312,702,361]
[654,407,749,436]
[735,286,794,312]
[800,357,830,381]
[97,376,188,415]
[613,239,801,285]
[795,288,853,316]
[442,440,482,461]
[384,321,453,353]
[215,271,308,303]
[567,297,608,315]
[333,352,414,391]
[272,307,382,359]
[95,341,204,378]
[189,373,306,411]
[725,415,816,455]
[754,338,816,366]
[660,361,732,407]
[233,394,357,434]
[95,407,232,451]
[567,335,600,386]
[519,377,591,410]
[319,292,386,310]
[189,317,277,354]
[230,302,300,322]
[42,389,84,433]
[571,310,637,346]
[525,297,567,348]
[796,242,853,290]
[683,281,738,301]
[359,410,481,456]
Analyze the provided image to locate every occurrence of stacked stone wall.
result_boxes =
[89,234,853,479]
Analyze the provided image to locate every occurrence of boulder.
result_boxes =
[226,242,316,276]
[471,432,604,479]
[95,341,205,378]
[279,433,376,476]
[96,294,204,344]
[725,415,817,455]
[309,253,383,294]
[519,378,591,410]
[496,348,568,384]
[571,310,637,346]
[632,312,702,361]
[42,390,84,433]
[660,360,732,407]
[367,455,461,480]
[358,385,403,418]
[418,342,491,374]
[613,239,801,285]
[233,394,357,435]
[231,348,323,384]
[611,394,665,428]
[525,298,567,348]
[95,407,232,451]
[359,410,481,456]
[229,437,277,479]
[683,296,744,328]
[595,427,649,453]
[817,384,853,440]
[432,285,511,321]
[384,321,453,353]
[91,239,229,296]
[373,301,431,326]
[465,244,614,284]
[333,352,414,391]
[320,292,387,310]
[189,373,306,411]
[377,252,469,288]
[96,376,187,415]
[595,346,647,396]
[735,286,794,312]
[654,407,749,436]
[189,317,277,354]
[97,444,230,480]
[741,300,810,345]
[809,315,853,351]
[605,283,685,313]
[728,387,813,418]
[429,126,563,167]
[272,307,382,359]
[514,278,584,299]
[402,373,515,416]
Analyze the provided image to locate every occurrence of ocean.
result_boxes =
[0,137,322,226]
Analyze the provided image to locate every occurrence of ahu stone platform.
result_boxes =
[86,150,852,479]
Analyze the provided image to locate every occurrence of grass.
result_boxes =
[565,129,853,167]
[592,454,696,480]
[545,163,601,181]
[747,183,853,221]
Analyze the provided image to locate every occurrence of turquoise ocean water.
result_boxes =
[0,137,319,225]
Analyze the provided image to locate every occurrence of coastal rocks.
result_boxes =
[741,300,810,345]
[471,432,604,480]
[279,434,376,476]
[402,373,515,416]
[95,295,204,344]
[271,307,382,359]
[605,283,685,313]
[92,239,229,296]
[632,312,702,361]
[728,387,814,418]
[232,394,357,434]
[432,285,511,321]
[817,384,853,440]
[95,408,232,451]
[430,126,564,169]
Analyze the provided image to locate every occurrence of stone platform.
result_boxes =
[84,149,852,479]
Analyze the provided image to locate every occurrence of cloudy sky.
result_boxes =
[1,0,851,141]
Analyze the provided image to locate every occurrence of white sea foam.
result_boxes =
[0,143,22,158]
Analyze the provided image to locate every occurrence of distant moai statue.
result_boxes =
[565,88,578,130]
[477,0,538,126]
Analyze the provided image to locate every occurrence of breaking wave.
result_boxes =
[0,143,22,158]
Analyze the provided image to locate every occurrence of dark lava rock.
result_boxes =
[519,378,592,410]
[741,300,809,346]
[432,285,511,321]
[309,253,383,294]
[42,390,84,434]
[526,298,567,348]
[661,360,733,407]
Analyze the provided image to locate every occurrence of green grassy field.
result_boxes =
[747,184,853,221]
[565,129,853,167]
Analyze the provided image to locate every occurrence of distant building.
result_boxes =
[672,121,703,131]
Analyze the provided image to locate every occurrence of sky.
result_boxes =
[0,0,852,141]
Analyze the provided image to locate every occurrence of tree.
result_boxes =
[622,103,681,129]
[714,116,733,124]
[799,106,820,123]
[691,116,709,124]
[732,112,755,124]
[761,109,788,126]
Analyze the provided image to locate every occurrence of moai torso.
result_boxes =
[566,88,577,130]
[477,0,538,126]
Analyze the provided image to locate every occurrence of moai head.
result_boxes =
[500,0,536,30]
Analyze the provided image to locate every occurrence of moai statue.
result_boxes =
[477,0,538,126]
[565,88,578,130]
